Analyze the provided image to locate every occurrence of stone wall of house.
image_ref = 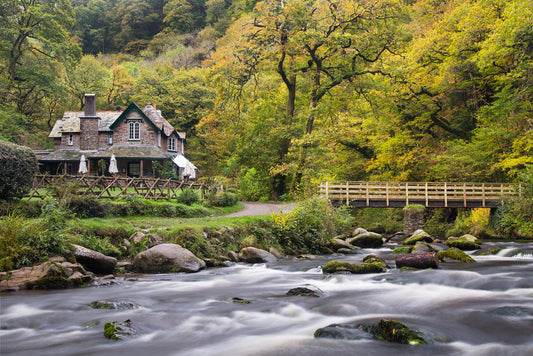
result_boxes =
[111,112,158,146]
[60,132,80,149]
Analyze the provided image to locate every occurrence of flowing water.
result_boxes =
[1,242,533,356]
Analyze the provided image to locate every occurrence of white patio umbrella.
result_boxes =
[183,161,196,179]
[109,154,118,174]
[78,155,88,174]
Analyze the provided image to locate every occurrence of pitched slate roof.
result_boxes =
[49,103,180,138]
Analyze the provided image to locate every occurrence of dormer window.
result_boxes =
[68,134,73,146]
[128,121,140,141]
[168,136,177,152]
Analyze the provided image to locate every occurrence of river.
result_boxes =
[1,242,532,356]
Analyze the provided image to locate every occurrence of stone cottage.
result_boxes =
[39,94,196,178]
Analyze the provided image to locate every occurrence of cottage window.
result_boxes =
[108,133,113,145]
[168,137,177,152]
[68,134,73,146]
[128,121,140,141]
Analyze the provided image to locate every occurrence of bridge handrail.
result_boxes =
[319,181,521,207]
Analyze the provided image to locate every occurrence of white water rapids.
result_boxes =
[1,242,533,356]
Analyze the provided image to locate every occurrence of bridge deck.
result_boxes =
[320,182,520,208]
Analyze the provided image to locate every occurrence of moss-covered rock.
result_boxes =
[437,248,476,263]
[89,300,140,310]
[315,318,428,345]
[103,320,136,340]
[393,246,413,254]
[402,230,434,245]
[322,259,386,274]
[445,240,480,250]
[477,247,505,256]
[347,232,384,248]
[363,318,427,345]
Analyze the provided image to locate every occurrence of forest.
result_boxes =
[1,0,532,200]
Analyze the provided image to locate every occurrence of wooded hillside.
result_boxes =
[1,0,531,199]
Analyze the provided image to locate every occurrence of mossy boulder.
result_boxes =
[238,247,277,263]
[286,286,322,297]
[73,244,117,275]
[402,230,434,245]
[361,318,427,345]
[393,246,413,254]
[330,237,358,251]
[133,243,206,273]
[0,257,93,291]
[445,234,481,250]
[347,232,384,248]
[89,300,141,310]
[322,258,386,274]
[412,242,437,254]
[315,318,428,345]
[437,248,476,263]
[104,320,136,340]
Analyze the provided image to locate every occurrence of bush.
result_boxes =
[177,189,200,206]
[204,191,239,207]
[0,199,70,271]
[272,196,354,254]
[239,168,270,201]
[0,140,37,201]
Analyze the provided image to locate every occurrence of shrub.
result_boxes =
[0,200,70,271]
[239,168,270,201]
[204,191,239,207]
[0,140,37,201]
[273,196,354,254]
[177,189,200,206]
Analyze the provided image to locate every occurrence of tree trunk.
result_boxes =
[395,253,439,269]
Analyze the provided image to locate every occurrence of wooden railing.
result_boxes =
[319,181,521,208]
[27,174,206,201]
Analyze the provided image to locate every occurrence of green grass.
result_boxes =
[76,213,271,234]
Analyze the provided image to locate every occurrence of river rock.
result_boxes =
[402,230,434,245]
[412,242,437,254]
[445,234,481,250]
[129,231,146,244]
[347,232,383,248]
[73,244,117,274]
[238,247,277,263]
[353,227,368,236]
[322,259,386,274]
[331,237,358,251]
[228,251,240,262]
[133,243,206,273]
[104,320,137,340]
[437,247,476,263]
[286,286,323,297]
[0,257,94,291]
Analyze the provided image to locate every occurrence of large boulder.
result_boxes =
[133,243,206,273]
[347,232,384,248]
[402,230,434,245]
[445,234,481,250]
[73,244,117,274]
[322,256,387,274]
[238,247,277,263]
[0,257,94,291]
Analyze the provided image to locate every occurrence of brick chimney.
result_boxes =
[79,94,99,151]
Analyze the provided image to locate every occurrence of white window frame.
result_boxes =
[128,121,140,141]
[68,134,73,146]
[168,136,177,152]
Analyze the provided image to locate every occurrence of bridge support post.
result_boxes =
[403,204,425,236]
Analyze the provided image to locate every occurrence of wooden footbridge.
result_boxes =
[319,181,520,208]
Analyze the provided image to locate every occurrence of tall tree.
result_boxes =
[0,0,81,142]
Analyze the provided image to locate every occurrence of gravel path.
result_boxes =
[224,202,296,217]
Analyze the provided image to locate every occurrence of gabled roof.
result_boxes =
[49,102,184,139]
[109,102,160,132]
